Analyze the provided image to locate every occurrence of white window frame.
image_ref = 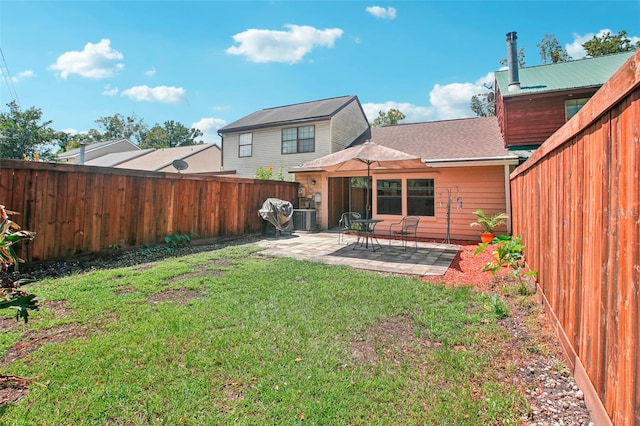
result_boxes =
[565,98,589,121]
[238,133,252,158]
[282,125,315,154]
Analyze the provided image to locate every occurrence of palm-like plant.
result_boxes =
[1,205,38,322]
[470,209,508,234]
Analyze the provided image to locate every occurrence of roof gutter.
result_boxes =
[287,166,324,173]
[425,156,519,168]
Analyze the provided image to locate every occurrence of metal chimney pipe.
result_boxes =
[506,31,521,92]
[79,142,86,165]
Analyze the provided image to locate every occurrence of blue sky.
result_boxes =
[1,0,639,145]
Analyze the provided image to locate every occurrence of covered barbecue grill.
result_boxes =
[258,198,294,234]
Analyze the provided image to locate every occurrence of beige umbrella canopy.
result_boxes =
[302,141,425,172]
[302,142,425,218]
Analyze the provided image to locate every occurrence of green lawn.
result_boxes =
[1,245,527,425]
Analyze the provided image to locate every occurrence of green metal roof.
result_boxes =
[496,51,634,97]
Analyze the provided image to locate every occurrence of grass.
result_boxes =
[1,245,528,425]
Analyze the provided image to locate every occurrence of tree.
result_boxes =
[140,120,203,149]
[59,114,148,152]
[63,129,103,151]
[0,101,66,160]
[371,109,405,127]
[537,34,571,64]
[583,30,640,57]
[470,93,496,117]
[95,113,149,144]
[470,83,496,118]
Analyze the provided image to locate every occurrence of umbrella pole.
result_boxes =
[366,163,371,220]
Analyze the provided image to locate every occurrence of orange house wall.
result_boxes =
[311,165,511,242]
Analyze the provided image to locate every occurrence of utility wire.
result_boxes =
[0,47,20,106]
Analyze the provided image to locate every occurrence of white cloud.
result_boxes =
[121,85,187,103]
[566,29,640,59]
[62,128,79,135]
[363,72,495,123]
[429,83,481,120]
[192,117,227,145]
[225,24,343,64]
[11,70,35,83]
[145,67,156,77]
[101,84,119,96]
[48,39,124,79]
[474,71,495,87]
[429,73,494,120]
[362,101,435,124]
[366,6,397,19]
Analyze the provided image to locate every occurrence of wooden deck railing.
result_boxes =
[0,160,299,262]
[510,50,639,425]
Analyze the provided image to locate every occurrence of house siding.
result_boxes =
[222,120,333,178]
[373,166,509,241]
[313,165,509,241]
[498,88,599,148]
[329,100,370,152]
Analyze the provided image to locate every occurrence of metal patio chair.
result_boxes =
[388,216,420,249]
[338,211,361,243]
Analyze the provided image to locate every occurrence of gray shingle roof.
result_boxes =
[57,138,138,158]
[218,95,360,134]
[115,144,219,171]
[367,117,516,162]
[85,149,154,167]
[496,52,634,97]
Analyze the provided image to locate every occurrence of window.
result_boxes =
[565,98,589,120]
[238,133,252,157]
[377,179,402,215]
[407,179,435,216]
[282,125,315,154]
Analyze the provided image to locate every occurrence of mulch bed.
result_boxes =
[420,239,499,290]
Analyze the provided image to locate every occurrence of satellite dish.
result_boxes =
[172,159,189,172]
[487,91,496,103]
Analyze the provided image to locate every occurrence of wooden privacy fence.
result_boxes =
[0,160,299,262]
[510,51,639,425]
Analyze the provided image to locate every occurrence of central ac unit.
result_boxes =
[293,209,316,231]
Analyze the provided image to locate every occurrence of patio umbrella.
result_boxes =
[301,142,425,219]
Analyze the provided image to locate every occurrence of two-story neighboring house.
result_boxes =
[495,32,633,156]
[217,95,371,180]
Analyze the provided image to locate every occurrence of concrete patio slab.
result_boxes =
[253,231,459,276]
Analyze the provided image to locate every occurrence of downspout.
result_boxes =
[504,164,512,234]
[217,130,224,171]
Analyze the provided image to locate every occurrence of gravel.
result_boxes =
[501,304,594,426]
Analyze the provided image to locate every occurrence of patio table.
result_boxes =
[352,219,383,251]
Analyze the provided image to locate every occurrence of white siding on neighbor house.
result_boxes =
[223,120,333,178]
[329,101,370,153]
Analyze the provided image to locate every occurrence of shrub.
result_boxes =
[255,165,286,181]
[0,205,39,322]
[470,210,508,234]
[474,235,537,293]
